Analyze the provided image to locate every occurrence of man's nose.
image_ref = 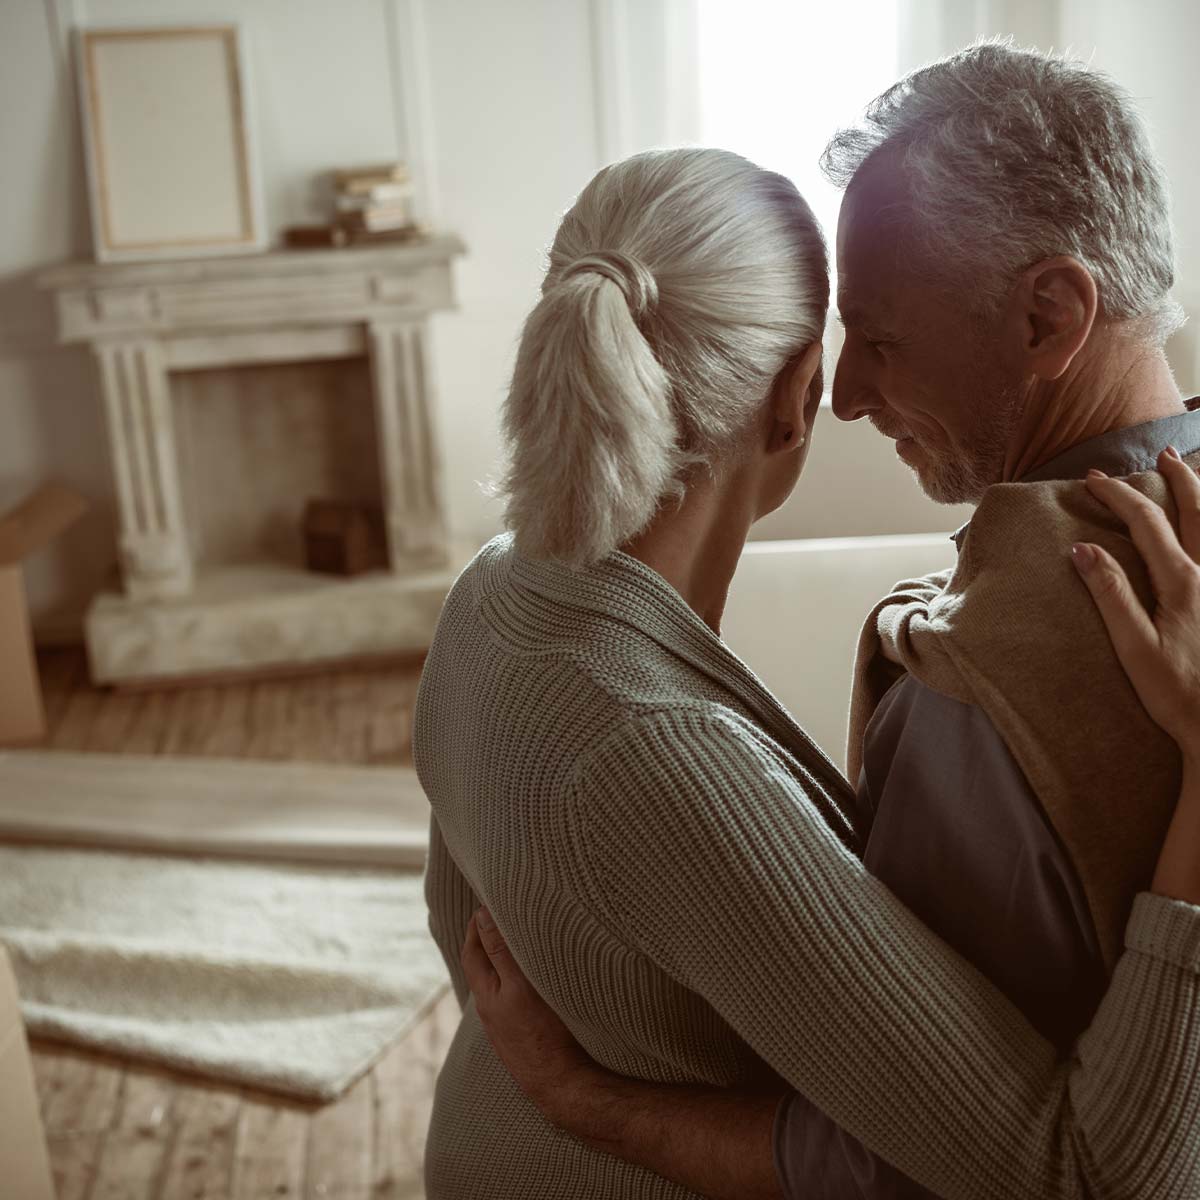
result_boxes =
[831,353,883,423]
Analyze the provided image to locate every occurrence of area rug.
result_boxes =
[0,752,452,1102]
[0,845,450,1101]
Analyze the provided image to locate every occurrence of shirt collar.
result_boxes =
[952,397,1200,549]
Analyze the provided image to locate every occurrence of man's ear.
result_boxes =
[769,341,822,451]
[1005,256,1098,380]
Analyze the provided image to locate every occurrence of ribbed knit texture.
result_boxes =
[415,533,1200,1199]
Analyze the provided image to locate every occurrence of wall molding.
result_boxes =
[590,0,700,166]
[589,0,635,167]
[383,0,440,226]
[43,0,83,76]
[661,0,700,146]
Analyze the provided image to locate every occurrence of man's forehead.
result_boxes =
[836,219,900,326]
[843,144,909,216]
[836,158,913,324]
[839,192,908,261]
[838,150,911,246]
[837,291,897,331]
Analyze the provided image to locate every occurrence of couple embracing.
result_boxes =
[415,42,1200,1199]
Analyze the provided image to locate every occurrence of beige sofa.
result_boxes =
[722,532,957,774]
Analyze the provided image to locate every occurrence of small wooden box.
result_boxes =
[302,500,388,576]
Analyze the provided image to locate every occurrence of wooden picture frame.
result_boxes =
[75,25,266,262]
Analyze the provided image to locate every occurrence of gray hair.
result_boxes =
[495,147,827,568]
[821,39,1185,344]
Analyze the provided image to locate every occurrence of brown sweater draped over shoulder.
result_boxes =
[847,454,1198,970]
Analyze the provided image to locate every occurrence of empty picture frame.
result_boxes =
[75,25,266,262]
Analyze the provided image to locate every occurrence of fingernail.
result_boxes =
[1166,445,1182,461]
[1086,468,1107,480]
[477,907,495,931]
[1071,542,1097,574]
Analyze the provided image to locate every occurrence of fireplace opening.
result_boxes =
[171,355,385,573]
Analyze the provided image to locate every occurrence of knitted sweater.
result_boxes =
[415,533,1200,1200]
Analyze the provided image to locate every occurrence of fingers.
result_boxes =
[1086,466,1195,600]
[1158,447,1200,564]
[1072,541,1159,678]
[460,911,498,1000]
[460,907,525,1000]
[474,908,521,980]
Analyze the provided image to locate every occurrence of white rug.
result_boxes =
[0,753,452,1102]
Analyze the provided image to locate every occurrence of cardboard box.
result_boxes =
[0,945,56,1200]
[0,482,88,746]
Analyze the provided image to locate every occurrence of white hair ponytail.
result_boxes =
[497,147,828,567]
[501,250,681,568]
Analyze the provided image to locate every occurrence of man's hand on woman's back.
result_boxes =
[460,907,597,1118]
[461,906,788,1200]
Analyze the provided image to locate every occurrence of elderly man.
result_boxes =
[447,41,1200,1199]
[772,39,1197,1194]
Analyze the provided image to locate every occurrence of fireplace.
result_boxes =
[39,236,466,685]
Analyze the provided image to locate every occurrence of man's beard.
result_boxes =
[921,380,1022,504]
[879,362,1024,506]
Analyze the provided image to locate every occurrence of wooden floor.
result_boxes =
[24,647,458,1200]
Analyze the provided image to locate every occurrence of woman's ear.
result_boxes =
[769,341,822,452]
[1004,256,1097,380]
[793,340,824,410]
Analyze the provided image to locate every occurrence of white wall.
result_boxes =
[2,0,1196,638]
[418,0,601,544]
[1059,0,1200,392]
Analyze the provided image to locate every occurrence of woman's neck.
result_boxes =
[619,472,758,636]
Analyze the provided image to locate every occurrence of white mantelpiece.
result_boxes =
[39,236,467,685]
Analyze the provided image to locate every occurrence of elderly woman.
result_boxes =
[413,146,1200,1199]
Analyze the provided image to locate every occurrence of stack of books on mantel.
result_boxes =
[284,162,428,249]
[335,163,415,233]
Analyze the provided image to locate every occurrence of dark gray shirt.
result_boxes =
[775,399,1200,1199]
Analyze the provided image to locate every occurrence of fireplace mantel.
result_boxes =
[38,236,468,685]
[39,235,464,346]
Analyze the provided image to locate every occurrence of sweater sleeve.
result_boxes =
[569,707,1200,1200]
[424,812,481,1010]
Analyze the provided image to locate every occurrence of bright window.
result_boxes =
[696,1,901,320]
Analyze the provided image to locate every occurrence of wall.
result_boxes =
[1,0,109,638]
[1,0,604,637]
[2,0,1196,637]
[416,0,601,544]
[1059,0,1200,391]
